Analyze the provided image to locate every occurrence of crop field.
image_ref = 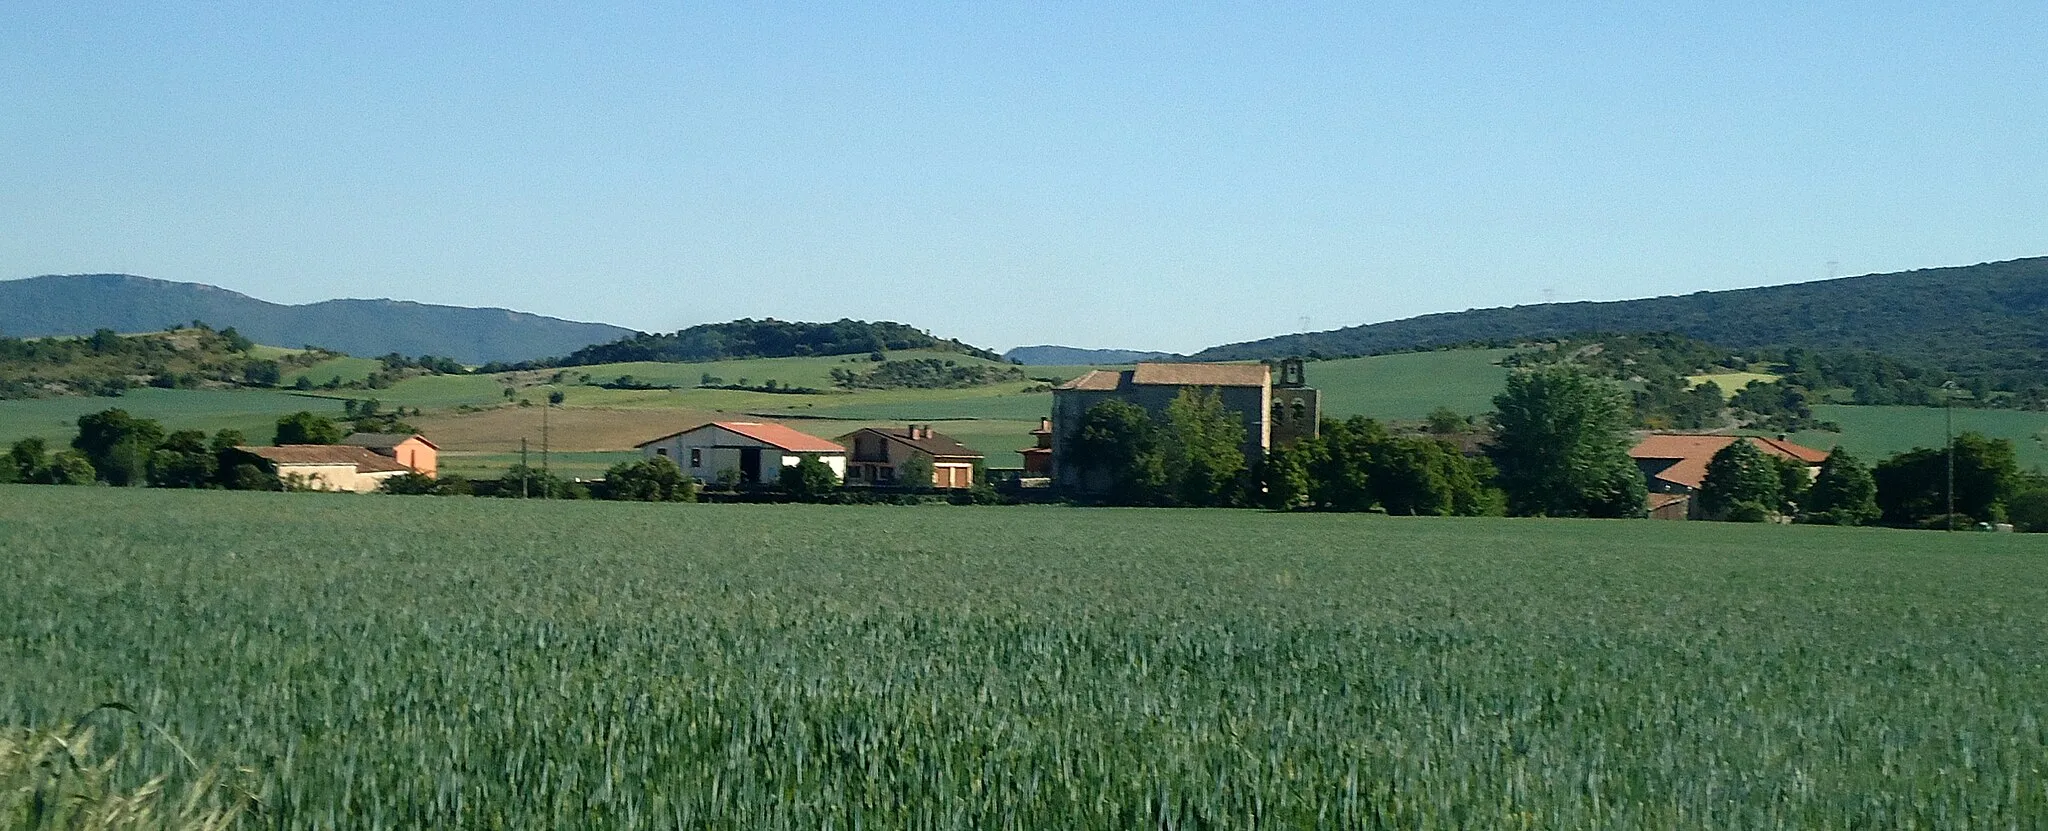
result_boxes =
[3,487,2044,828]
[1792,404,2048,471]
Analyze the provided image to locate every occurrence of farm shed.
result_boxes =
[1629,433,1829,518]
[341,432,439,477]
[636,421,846,486]
[836,424,984,489]
[233,445,415,493]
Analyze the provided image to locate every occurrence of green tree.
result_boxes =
[1258,442,1312,511]
[779,454,839,501]
[2007,488,2048,532]
[1072,400,1167,505]
[896,453,935,491]
[45,450,98,485]
[1306,417,1381,512]
[274,411,344,445]
[1486,367,1645,518]
[147,429,217,488]
[72,408,165,486]
[7,437,47,483]
[1698,440,1781,520]
[1873,433,2020,525]
[1773,455,1812,514]
[603,456,698,502]
[1161,387,1248,507]
[1803,447,1879,526]
[208,430,247,487]
[1424,407,1468,434]
[547,389,566,405]
[1372,436,1503,517]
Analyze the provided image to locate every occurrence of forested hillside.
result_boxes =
[524,319,1003,369]
[0,274,634,364]
[1194,257,2048,384]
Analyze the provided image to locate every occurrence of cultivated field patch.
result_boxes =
[3,487,2042,828]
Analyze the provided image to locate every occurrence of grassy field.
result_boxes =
[0,388,347,448]
[1791,404,2048,471]
[3,486,2044,828]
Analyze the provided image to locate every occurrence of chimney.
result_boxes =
[1038,417,1051,432]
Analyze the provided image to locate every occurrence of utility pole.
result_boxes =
[520,437,530,499]
[1944,380,1956,531]
[540,396,551,500]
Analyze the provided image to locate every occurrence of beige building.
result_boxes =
[837,425,984,489]
[234,445,416,493]
[636,421,847,486]
[341,433,439,477]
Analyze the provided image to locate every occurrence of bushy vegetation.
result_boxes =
[1261,417,1500,516]
[0,323,328,400]
[511,319,1004,369]
[830,358,1025,390]
[4,489,2047,827]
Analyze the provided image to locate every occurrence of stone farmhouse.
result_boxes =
[230,431,440,493]
[1629,433,1829,519]
[837,424,985,489]
[636,421,847,486]
[1048,359,1320,493]
[234,444,416,493]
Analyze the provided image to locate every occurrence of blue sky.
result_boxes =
[3,3,2042,353]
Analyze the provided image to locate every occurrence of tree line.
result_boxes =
[1062,364,2048,531]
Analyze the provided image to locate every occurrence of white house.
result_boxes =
[635,421,847,486]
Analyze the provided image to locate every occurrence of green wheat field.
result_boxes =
[3,486,2044,828]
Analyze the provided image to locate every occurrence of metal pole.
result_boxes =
[541,398,550,500]
[520,437,530,499]
[1944,381,1955,531]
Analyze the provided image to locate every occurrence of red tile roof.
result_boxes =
[1628,433,1829,490]
[236,445,414,473]
[637,421,845,454]
[1131,362,1270,387]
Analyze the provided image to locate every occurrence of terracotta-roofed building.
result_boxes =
[837,424,986,489]
[636,421,847,486]
[234,445,416,493]
[340,432,439,477]
[1629,433,1830,518]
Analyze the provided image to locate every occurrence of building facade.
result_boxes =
[636,421,847,485]
[1049,362,1274,493]
[836,424,984,489]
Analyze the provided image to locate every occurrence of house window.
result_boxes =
[655,448,669,457]
[879,467,894,482]
[689,448,702,468]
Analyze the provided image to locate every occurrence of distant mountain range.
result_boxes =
[0,274,634,364]
[1193,257,2048,382]
[1003,345,1181,365]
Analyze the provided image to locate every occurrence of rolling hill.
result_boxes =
[0,273,634,364]
[1192,257,2048,382]
[1002,345,1180,365]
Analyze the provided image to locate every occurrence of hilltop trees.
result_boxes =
[1487,366,1645,518]
[274,411,344,445]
